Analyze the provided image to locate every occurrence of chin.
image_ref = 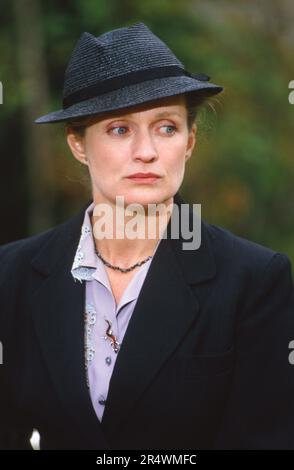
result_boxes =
[121,189,173,208]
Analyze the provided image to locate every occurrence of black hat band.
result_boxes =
[62,65,210,109]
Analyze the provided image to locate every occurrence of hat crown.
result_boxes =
[34,22,223,124]
[63,22,184,99]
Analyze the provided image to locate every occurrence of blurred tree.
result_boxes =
[13,0,56,233]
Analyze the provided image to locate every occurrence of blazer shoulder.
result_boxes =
[0,199,88,260]
[0,202,87,284]
[0,230,56,292]
[0,227,55,265]
[204,221,291,276]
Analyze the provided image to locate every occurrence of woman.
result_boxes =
[1,22,294,450]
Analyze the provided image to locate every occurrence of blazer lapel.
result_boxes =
[100,193,216,441]
[30,202,110,449]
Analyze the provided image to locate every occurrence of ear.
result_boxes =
[66,128,88,166]
[185,123,197,162]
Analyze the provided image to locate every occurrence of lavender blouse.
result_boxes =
[71,202,161,421]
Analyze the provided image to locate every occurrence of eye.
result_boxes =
[160,125,177,135]
[107,124,178,136]
[108,126,129,136]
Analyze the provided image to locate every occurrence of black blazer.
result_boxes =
[1,192,294,450]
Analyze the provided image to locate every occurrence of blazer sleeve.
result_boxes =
[0,244,33,450]
[213,252,294,449]
[0,394,33,450]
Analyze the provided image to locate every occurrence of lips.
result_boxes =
[127,173,161,178]
[126,173,161,184]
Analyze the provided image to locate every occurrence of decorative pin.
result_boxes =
[103,318,120,353]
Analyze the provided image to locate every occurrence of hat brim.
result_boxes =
[34,75,223,124]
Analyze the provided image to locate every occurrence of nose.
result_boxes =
[131,127,158,162]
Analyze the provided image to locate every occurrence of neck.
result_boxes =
[91,196,174,269]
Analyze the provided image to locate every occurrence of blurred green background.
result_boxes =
[1,0,294,264]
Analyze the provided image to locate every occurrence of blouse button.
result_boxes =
[105,356,112,366]
[98,396,106,406]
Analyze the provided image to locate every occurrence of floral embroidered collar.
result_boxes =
[71,201,97,283]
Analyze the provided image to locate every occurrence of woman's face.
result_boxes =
[67,94,196,208]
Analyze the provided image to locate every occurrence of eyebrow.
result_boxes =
[153,111,182,118]
[104,110,182,120]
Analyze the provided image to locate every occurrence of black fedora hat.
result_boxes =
[34,22,223,124]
